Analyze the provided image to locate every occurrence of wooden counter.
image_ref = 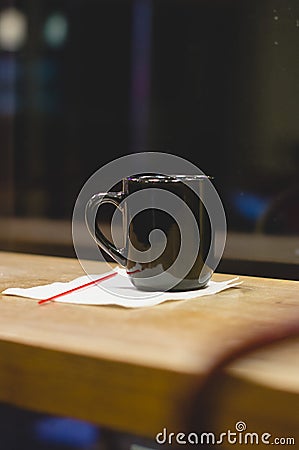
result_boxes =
[0,251,298,441]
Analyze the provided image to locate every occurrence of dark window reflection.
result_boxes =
[1,0,298,245]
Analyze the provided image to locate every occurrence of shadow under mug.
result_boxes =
[85,174,213,291]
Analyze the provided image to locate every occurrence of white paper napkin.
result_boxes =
[2,269,242,308]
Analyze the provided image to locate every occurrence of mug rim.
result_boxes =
[126,174,212,183]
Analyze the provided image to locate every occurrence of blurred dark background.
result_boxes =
[1,0,299,277]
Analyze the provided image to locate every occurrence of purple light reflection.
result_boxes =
[129,0,152,150]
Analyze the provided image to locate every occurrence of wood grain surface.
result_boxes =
[0,251,298,438]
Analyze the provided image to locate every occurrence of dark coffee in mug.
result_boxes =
[85,174,213,291]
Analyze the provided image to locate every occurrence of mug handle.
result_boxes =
[85,192,127,266]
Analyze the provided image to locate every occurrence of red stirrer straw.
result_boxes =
[38,272,117,305]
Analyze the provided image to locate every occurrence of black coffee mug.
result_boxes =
[85,174,213,291]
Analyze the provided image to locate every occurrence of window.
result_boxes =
[1,0,298,279]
